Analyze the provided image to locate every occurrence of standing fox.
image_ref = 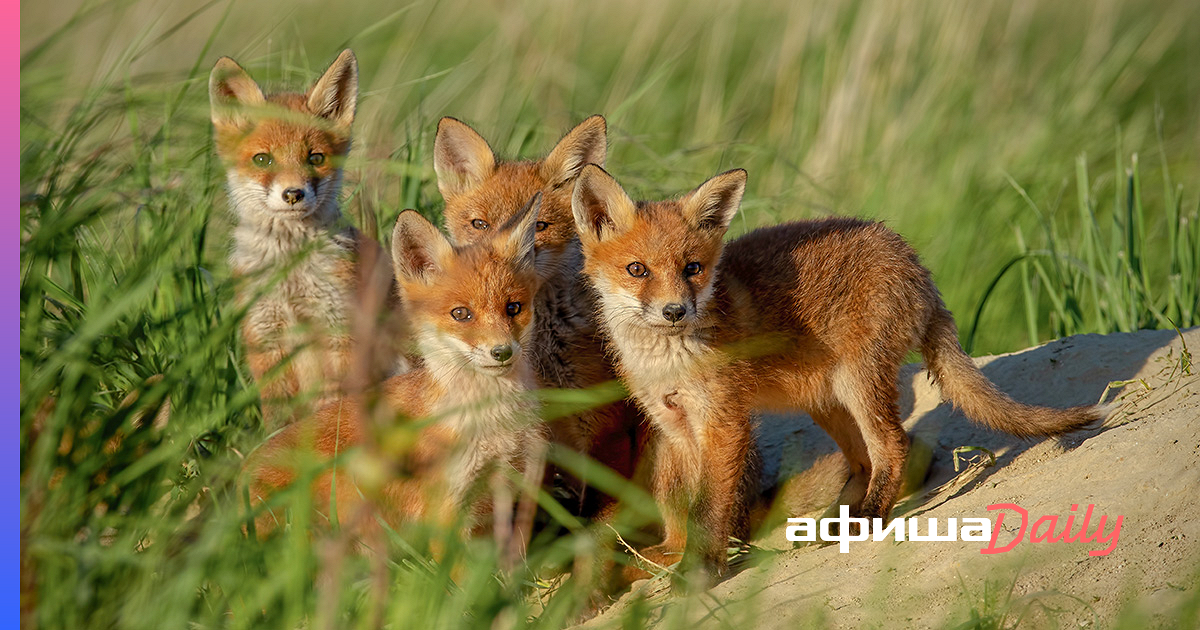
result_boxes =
[570,164,1103,582]
[209,50,406,427]
[434,116,643,513]
[248,198,546,551]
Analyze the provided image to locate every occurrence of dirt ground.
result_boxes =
[585,327,1200,628]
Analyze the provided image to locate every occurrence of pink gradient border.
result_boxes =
[11,0,25,622]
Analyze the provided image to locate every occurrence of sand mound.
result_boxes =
[588,327,1199,628]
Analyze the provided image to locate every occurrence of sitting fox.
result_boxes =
[570,164,1102,584]
[247,197,546,556]
[209,49,407,427]
[433,116,644,514]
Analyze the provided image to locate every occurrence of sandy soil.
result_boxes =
[586,327,1200,628]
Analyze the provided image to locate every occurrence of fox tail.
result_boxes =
[919,306,1104,438]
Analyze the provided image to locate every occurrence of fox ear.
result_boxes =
[572,164,636,245]
[391,211,453,284]
[209,57,265,129]
[497,193,541,271]
[681,169,746,233]
[434,117,496,199]
[307,49,358,129]
[541,115,607,186]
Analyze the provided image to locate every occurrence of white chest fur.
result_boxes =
[231,220,355,332]
[427,363,542,505]
[606,315,719,456]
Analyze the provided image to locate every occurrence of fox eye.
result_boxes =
[506,301,522,316]
[535,221,550,233]
[471,219,489,230]
[684,262,703,277]
[307,152,325,166]
[450,307,473,321]
[252,153,273,168]
[627,262,648,277]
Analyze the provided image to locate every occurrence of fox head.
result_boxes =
[433,115,606,280]
[208,49,358,227]
[391,195,541,378]
[571,165,747,335]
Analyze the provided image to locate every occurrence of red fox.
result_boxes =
[570,164,1103,582]
[209,50,407,428]
[434,116,643,514]
[248,197,546,551]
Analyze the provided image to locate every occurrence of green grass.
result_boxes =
[19,0,1200,628]
[966,136,1200,353]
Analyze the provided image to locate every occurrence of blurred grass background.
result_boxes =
[22,0,1200,353]
[19,0,1200,628]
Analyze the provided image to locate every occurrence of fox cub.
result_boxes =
[248,197,546,547]
[209,49,406,427]
[570,164,1102,581]
[434,116,643,513]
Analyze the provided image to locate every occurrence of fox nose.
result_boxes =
[282,188,305,205]
[662,303,686,323]
[490,344,514,363]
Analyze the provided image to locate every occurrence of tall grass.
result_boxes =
[966,120,1200,352]
[22,0,1200,352]
[20,0,1200,628]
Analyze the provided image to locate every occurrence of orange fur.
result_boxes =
[247,202,546,550]
[572,165,1102,584]
[210,50,410,429]
[434,116,643,514]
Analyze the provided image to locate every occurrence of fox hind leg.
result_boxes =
[809,404,872,516]
[833,363,909,522]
